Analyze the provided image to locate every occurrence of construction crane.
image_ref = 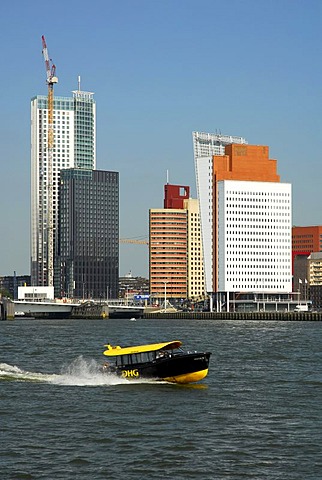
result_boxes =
[41,35,58,286]
[119,238,149,245]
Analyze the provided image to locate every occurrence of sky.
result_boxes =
[1,0,322,278]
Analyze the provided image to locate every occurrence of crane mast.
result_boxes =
[41,35,58,287]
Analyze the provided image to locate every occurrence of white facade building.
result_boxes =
[31,90,96,286]
[193,131,248,293]
[18,286,54,301]
[217,180,292,293]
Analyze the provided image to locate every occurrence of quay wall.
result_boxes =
[0,299,14,320]
[143,311,322,321]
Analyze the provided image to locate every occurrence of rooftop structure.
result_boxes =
[192,131,247,159]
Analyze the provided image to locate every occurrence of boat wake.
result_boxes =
[0,357,165,387]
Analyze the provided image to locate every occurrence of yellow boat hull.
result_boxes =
[163,368,209,384]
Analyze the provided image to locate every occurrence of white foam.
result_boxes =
[0,362,57,383]
[0,362,23,374]
[0,357,162,387]
[50,356,129,386]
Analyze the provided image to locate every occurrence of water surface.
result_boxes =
[1,318,321,479]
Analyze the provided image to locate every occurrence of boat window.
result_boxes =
[156,349,171,359]
[115,351,158,366]
[116,352,159,366]
[115,357,121,366]
[116,354,132,366]
[145,351,156,362]
[125,354,132,365]
[149,351,157,361]
[132,353,141,364]
[131,352,155,364]
[116,356,123,367]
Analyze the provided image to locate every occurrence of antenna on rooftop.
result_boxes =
[78,75,81,91]
[166,170,169,184]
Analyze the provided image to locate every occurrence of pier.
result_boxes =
[2,299,322,321]
[144,311,322,321]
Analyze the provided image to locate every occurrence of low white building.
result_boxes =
[18,286,54,301]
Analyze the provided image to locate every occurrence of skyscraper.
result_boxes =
[194,141,292,297]
[31,89,96,286]
[149,184,205,303]
[193,131,248,294]
[55,169,119,300]
[149,208,188,302]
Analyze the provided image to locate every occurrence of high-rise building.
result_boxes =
[194,142,292,296]
[149,208,188,301]
[31,89,96,286]
[55,169,119,300]
[193,131,248,294]
[149,185,205,303]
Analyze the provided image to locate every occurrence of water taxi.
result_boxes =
[102,340,211,384]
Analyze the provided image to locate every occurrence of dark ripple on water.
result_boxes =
[0,318,322,479]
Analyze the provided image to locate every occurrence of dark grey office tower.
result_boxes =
[55,169,119,299]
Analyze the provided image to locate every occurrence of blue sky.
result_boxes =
[1,0,322,278]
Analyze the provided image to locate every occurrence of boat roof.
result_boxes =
[103,340,182,357]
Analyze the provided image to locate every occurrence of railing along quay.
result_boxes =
[143,311,322,321]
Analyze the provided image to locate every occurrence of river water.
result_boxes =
[1,318,321,479]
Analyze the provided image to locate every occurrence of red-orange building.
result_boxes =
[292,226,322,281]
[292,226,322,254]
[149,208,188,300]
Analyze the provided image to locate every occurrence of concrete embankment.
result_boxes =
[0,299,14,320]
[143,311,322,321]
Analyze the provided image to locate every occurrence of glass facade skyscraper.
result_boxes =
[31,90,96,286]
[55,169,119,299]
